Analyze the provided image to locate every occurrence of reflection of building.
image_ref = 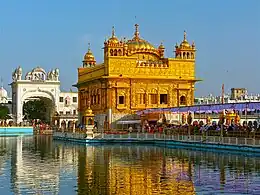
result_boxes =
[9,136,78,194]
[76,24,198,128]
[77,145,195,195]
[10,136,60,194]
[10,66,78,125]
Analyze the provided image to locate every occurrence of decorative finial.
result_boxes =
[112,26,115,38]
[87,100,91,109]
[184,30,187,41]
[87,43,91,51]
[134,24,140,39]
[192,40,195,47]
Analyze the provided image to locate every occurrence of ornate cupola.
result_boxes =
[175,31,196,59]
[126,24,160,56]
[83,43,96,67]
[158,42,165,58]
[107,26,119,45]
[104,26,124,57]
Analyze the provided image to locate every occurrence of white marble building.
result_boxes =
[10,66,78,126]
[54,91,78,129]
[195,91,260,105]
[0,84,12,115]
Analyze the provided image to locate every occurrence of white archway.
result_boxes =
[11,66,61,124]
[18,89,57,124]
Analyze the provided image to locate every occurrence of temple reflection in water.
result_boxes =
[77,145,195,195]
[0,137,260,194]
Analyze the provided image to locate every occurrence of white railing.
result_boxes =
[53,132,260,147]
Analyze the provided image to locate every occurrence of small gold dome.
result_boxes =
[108,26,119,44]
[158,42,165,49]
[108,37,119,44]
[180,40,190,48]
[85,107,93,115]
[84,48,95,61]
[180,30,191,48]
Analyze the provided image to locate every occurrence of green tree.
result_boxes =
[23,100,47,122]
[0,105,9,120]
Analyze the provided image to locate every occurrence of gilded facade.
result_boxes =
[75,24,199,128]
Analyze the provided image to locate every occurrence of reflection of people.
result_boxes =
[129,126,133,133]
[94,121,98,128]
[162,114,167,124]
[181,114,186,124]
[219,111,225,125]
[187,112,192,125]
[234,113,240,125]
[206,116,211,124]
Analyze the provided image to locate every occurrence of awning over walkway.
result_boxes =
[136,102,260,115]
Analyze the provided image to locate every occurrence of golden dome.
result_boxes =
[108,26,119,44]
[127,39,155,50]
[127,24,156,51]
[180,31,191,48]
[158,42,165,49]
[84,43,95,61]
[180,40,190,48]
[85,107,93,115]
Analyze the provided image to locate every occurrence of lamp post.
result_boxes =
[219,111,225,139]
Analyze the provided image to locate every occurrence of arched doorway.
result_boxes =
[22,96,54,125]
[180,96,187,106]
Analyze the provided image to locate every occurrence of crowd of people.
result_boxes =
[139,119,260,138]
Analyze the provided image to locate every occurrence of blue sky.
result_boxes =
[0,0,259,96]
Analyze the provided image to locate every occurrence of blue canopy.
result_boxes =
[136,102,260,115]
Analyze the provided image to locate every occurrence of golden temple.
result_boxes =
[75,24,199,128]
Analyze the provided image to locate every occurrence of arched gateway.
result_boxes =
[11,66,60,124]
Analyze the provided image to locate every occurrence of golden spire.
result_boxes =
[112,26,115,38]
[183,30,187,41]
[83,42,95,64]
[108,26,119,44]
[86,43,94,56]
[87,42,91,52]
[134,24,140,39]
[180,30,190,48]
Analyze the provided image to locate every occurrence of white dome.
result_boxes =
[0,87,8,98]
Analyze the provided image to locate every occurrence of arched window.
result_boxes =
[118,49,122,56]
[114,49,117,56]
[187,52,190,59]
[110,49,114,56]
[88,118,93,125]
[180,96,186,105]
[183,52,186,59]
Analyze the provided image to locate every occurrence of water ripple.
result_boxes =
[0,137,259,194]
